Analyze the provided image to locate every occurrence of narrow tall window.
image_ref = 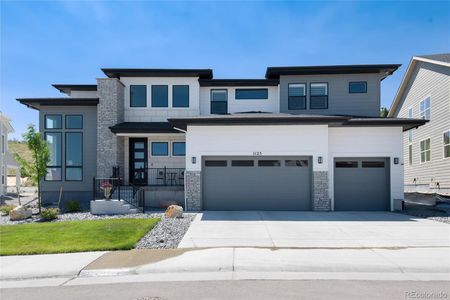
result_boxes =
[173,85,189,107]
[130,85,147,107]
[44,132,62,181]
[349,81,367,93]
[409,144,413,165]
[211,89,228,114]
[444,131,450,159]
[408,107,413,118]
[1,135,4,154]
[420,138,431,163]
[310,83,328,109]
[408,130,413,143]
[288,83,306,110]
[152,85,168,107]
[419,97,430,120]
[66,132,83,181]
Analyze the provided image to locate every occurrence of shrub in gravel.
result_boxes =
[40,208,59,221]
[0,205,16,216]
[65,200,81,213]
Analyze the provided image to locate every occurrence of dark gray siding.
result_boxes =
[279,73,382,117]
[39,106,97,206]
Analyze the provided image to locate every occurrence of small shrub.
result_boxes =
[40,208,59,221]
[65,200,80,212]
[0,205,16,216]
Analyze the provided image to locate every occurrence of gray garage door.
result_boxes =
[202,156,312,211]
[334,157,390,211]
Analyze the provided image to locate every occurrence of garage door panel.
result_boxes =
[203,156,312,211]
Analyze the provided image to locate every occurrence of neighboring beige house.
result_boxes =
[389,53,450,195]
[0,112,19,197]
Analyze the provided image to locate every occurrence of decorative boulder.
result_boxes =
[9,206,33,221]
[159,200,178,209]
[165,205,183,218]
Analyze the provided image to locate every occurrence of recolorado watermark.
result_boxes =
[405,291,448,299]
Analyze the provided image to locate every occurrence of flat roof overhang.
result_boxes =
[52,84,97,95]
[17,98,99,110]
[102,68,213,79]
[199,79,279,87]
[109,122,181,134]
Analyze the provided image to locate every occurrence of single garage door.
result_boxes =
[202,156,312,211]
[334,157,390,211]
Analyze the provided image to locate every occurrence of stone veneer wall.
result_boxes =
[96,78,125,178]
[185,171,201,211]
[313,171,330,211]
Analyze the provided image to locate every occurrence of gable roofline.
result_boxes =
[388,54,450,117]
[102,68,213,79]
[0,112,14,133]
[265,64,400,80]
[52,84,97,95]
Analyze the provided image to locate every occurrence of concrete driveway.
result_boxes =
[178,211,450,248]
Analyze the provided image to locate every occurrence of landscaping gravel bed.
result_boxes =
[402,205,450,224]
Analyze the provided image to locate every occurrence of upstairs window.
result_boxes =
[211,89,228,114]
[173,85,189,108]
[420,138,431,163]
[444,131,450,159]
[235,89,268,100]
[408,130,413,143]
[66,115,83,129]
[152,85,168,107]
[419,97,430,120]
[130,85,147,107]
[310,83,328,109]
[288,83,306,110]
[408,107,413,118]
[349,81,367,93]
[409,144,413,165]
[45,115,62,129]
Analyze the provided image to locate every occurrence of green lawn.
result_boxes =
[0,218,160,256]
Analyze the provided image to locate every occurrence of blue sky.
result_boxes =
[1,1,449,140]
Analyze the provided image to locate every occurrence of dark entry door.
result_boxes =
[129,138,148,185]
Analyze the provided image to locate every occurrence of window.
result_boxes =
[258,160,281,167]
[444,131,450,158]
[211,89,228,114]
[44,132,62,181]
[152,142,168,156]
[408,107,413,118]
[349,81,367,93]
[172,142,186,156]
[408,130,413,143]
[335,161,358,168]
[65,115,83,129]
[66,132,83,181]
[419,97,430,120]
[288,83,306,110]
[130,85,147,107]
[173,85,189,108]
[420,138,431,163]
[205,160,227,167]
[362,161,385,168]
[409,144,413,165]
[310,83,328,109]
[1,135,4,154]
[235,89,268,100]
[231,160,254,167]
[285,160,308,167]
[152,85,168,107]
[45,115,62,129]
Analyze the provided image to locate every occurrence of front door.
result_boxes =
[129,138,148,185]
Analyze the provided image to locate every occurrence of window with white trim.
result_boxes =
[444,131,450,159]
[408,144,413,165]
[420,138,431,163]
[408,131,413,143]
[419,97,430,120]
[408,107,413,118]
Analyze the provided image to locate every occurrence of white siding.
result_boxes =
[69,90,98,98]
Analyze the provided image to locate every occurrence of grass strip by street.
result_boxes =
[0,218,160,256]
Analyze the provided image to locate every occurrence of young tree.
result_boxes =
[14,125,50,213]
[380,107,389,118]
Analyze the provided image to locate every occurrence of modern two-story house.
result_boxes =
[18,64,426,211]
[389,53,450,195]
[0,112,19,197]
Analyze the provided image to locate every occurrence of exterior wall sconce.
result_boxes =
[191,156,196,164]
[318,156,323,164]
[394,157,399,165]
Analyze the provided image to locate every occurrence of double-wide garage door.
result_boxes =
[202,156,312,211]
[334,157,390,211]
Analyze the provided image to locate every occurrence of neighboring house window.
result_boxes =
[45,115,62,129]
[235,89,268,100]
[44,132,62,181]
[210,89,228,114]
[420,138,431,163]
[172,142,186,156]
[65,115,83,129]
[408,144,413,165]
[130,85,147,107]
[408,107,413,118]
[349,81,367,93]
[444,131,450,159]
[419,97,430,120]
[288,83,306,110]
[173,85,189,108]
[152,142,168,156]
[310,83,328,109]
[408,130,413,143]
[152,85,168,107]
[1,135,4,154]
[65,132,83,181]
